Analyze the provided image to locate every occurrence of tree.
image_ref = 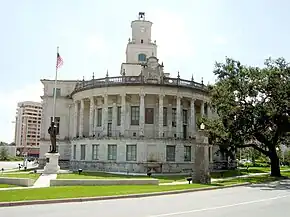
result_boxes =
[0,147,9,161]
[205,57,290,177]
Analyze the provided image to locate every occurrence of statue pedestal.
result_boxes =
[43,152,60,174]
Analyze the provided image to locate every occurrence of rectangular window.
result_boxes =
[80,144,86,160]
[50,117,60,135]
[126,144,137,161]
[163,107,167,126]
[184,146,191,162]
[107,123,112,137]
[166,145,176,162]
[108,107,112,123]
[145,108,154,124]
[131,106,140,125]
[172,108,176,127]
[73,145,76,160]
[92,144,99,160]
[53,88,61,97]
[183,109,188,124]
[117,106,121,126]
[107,144,117,160]
[97,108,102,126]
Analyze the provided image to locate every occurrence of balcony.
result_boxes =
[71,75,207,96]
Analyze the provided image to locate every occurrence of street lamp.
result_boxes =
[200,123,205,130]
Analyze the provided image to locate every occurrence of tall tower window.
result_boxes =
[141,39,143,44]
[138,53,146,62]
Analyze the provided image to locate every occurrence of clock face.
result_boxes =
[140,27,145,32]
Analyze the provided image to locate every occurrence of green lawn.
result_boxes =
[215,171,290,186]
[0,173,40,180]
[211,166,290,179]
[0,184,18,188]
[57,172,187,183]
[0,184,212,202]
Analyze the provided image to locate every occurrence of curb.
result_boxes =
[0,183,250,208]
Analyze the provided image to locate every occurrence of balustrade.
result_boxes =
[71,75,207,95]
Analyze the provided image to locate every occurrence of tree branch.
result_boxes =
[236,143,269,156]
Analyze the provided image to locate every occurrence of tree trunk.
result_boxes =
[269,148,281,177]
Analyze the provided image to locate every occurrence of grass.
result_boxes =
[0,184,18,188]
[0,184,212,202]
[211,166,290,179]
[8,168,38,173]
[215,171,290,186]
[0,173,40,180]
[57,172,187,183]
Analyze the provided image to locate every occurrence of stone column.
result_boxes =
[79,99,84,137]
[176,96,182,138]
[112,103,117,136]
[168,104,172,137]
[89,97,94,136]
[190,98,196,137]
[206,102,211,117]
[120,93,126,136]
[73,101,78,137]
[93,105,97,135]
[158,94,164,138]
[139,93,145,136]
[102,94,108,136]
[193,144,211,184]
[200,101,205,117]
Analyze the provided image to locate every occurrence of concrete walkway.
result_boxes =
[160,169,290,186]
[0,173,57,191]
[1,169,289,190]
[33,174,57,187]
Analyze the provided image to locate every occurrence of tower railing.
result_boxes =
[71,75,207,95]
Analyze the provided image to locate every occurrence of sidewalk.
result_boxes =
[1,169,290,190]
[160,169,290,186]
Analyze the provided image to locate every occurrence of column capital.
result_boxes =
[102,93,108,98]
[176,95,182,100]
[139,92,146,97]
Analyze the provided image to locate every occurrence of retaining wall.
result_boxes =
[0,177,35,187]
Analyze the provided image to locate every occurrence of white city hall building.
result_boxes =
[39,13,215,173]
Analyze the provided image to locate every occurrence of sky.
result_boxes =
[1,0,290,143]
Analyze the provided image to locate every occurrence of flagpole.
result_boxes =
[52,46,59,123]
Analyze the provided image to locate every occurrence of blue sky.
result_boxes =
[1,0,290,143]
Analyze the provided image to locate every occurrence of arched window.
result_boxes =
[138,53,146,62]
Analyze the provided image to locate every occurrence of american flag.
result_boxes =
[56,52,63,69]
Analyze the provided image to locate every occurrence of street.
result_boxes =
[0,161,35,171]
[0,180,289,217]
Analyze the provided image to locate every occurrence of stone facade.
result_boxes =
[39,13,216,176]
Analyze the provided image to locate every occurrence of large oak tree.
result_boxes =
[205,57,290,177]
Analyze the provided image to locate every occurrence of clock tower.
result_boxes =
[121,12,158,76]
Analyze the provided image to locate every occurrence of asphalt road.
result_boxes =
[0,161,36,171]
[0,180,290,217]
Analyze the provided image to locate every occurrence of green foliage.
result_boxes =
[0,147,9,161]
[204,57,290,176]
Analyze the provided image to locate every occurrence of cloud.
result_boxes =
[150,10,193,59]
[0,82,42,143]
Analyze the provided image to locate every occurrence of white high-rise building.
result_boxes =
[14,101,42,157]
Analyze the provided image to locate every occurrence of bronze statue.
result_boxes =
[48,122,57,153]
